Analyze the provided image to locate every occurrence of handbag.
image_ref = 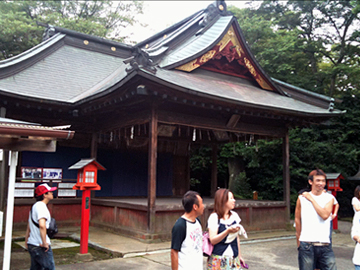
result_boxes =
[202,231,213,257]
[30,209,58,238]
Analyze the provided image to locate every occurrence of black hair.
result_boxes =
[308,168,327,181]
[355,185,360,200]
[35,192,49,201]
[182,190,200,213]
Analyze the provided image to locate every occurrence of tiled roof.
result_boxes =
[0,1,343,118]
[151,68,340,116]
[159,16,233,69]
[0,46,127,103]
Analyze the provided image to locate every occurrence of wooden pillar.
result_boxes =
[282,129,290,222]
[0,108,7,212]
[211,144,218,198]
[0,150,9,212]
[90,133,98,199]
[147,105,158,233]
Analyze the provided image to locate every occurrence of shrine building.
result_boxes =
[0,1,342,241]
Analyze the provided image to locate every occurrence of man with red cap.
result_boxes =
[25,183,57,270]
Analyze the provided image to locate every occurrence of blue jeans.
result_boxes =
[28,244,55,270]
[355,265,360,270]
[298,242,337,270]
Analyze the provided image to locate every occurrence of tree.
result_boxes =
[229,0,360,98]
[0,1,143,60]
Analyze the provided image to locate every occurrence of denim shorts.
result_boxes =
[27,244,55,270]
[298,241,337,270]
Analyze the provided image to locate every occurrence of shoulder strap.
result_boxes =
[30,208,40,228]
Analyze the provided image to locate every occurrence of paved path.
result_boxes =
[3,221,354,269]
[54,221,355,270]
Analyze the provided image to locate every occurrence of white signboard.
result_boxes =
[58,189,76,197]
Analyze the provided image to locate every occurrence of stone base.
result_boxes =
[75,252,93,262]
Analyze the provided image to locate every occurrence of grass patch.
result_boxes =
[339,217,352,222]
[0,240,114,269]
[53,246,114,265]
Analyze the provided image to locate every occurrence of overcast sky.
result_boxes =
[124,1,254,43]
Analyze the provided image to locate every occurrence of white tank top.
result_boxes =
[299,192,333,243]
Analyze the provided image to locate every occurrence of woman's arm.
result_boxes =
[237,235,245,265]
[208,225,239,245]
[354,204,360,212]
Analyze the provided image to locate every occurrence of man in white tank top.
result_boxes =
[295,169,337,270]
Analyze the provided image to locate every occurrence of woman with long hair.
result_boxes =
[353,186,360,214]
[207,188,246,269]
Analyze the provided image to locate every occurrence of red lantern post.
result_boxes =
[326,173,344,230]
[69,159,105,254]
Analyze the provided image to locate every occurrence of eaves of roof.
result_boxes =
[230,22,286,96]
[272,78,337,103]
[0,117,74,139]
[137,67,343,118]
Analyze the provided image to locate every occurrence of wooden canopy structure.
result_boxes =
[0,117,73,270]
[0,1,343,239]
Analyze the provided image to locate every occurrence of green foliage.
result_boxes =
[232,172,252,199]
[229,0,360,98]
[0,1,143,59]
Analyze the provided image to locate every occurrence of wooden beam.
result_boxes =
[158,111,285,137]
[226,114,241,128]
[282,128,290,222]
[99,110,150,131]
[0,137,56,152]
[147,105,158,233]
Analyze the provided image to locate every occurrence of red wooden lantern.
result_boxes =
[69,158,105,191]
[326,173,344,193]
[325,173,344,230]
[69,158,105,254]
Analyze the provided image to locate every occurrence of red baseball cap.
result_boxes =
[35,184,57,197]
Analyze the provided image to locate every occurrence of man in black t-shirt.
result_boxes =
[170,190,204,270]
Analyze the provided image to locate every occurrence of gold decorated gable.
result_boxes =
[176,25,273,91]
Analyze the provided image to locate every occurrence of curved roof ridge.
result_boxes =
[0,33,65,69]
[144,10,206,53]
[40,23,133,50]
[135,9,205,49]
[272,78,334,102]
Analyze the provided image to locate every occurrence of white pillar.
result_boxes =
[2,151,18,270]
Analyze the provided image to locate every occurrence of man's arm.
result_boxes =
[170,249,179,270]
[24,223,30,250]
[294,197,301,247]
[332,203,339,220]
[38,218,49,252]
[302,192,333,220]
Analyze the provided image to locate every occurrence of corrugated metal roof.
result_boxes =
[159,16,233,68]
[0,117,39,125]
[0,45,127,103]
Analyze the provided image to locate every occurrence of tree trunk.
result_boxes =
[228,157,244,192]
